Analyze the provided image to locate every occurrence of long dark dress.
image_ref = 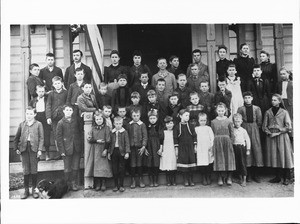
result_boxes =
[144,124,161,167]
[260,61,277,93]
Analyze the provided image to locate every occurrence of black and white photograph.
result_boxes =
[1,0,300,223]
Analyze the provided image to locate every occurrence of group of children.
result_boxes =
[14,48,294,199]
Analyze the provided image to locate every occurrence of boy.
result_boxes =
[108,116,130,192]
[46,76,68,146]
[131,71,155,106]
[97,82,112,110]
[127,92,143,118]
[246,64,271,116]
[14,107,44,199]
[128,109,148,188]
[167,55,183,79]
[198,81,214,121]
[187,63,208,92]
[232,113,251,187]
[56,105,82,191]
[29,85,51,161]
[187,92,204,126]
[186,49,209,79]
[102,105,113,130]
[111,74,131,110]
[116,106,131,131]
[39,53,64,93]
[145,89,166,126]
[156,78,171,108]
[77,82,99,116]
[27,63,44,99]
[214,78,232,118]
[174,73,193,108]
[166,92,182,125]
[152,58,176,96]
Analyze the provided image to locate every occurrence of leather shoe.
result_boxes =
[21,188,29,199]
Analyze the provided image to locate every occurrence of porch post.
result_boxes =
[206,24,217,93]
[62,25,72,69]
[46,25,54,53]
[255,24,263,62]
[84,112,94,189]
[273,24,284,81]
[20,25,31,110]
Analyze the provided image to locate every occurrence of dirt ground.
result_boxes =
[9,174,293,199]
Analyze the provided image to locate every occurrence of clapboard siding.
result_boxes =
[261,24,276,62]
[245,24,256,59]
[54,25,65,72]
[283,24,292,70]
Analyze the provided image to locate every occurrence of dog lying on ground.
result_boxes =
[36,179,69,199]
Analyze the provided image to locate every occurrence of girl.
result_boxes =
[158,116,177,186]
[86,111,112,191]
[260,50,278,93]
[262,94,293,185]
[187,92,204,126]
[174,109,197,186]
[195,113,214,185]
[145,109,161,187]
[211,103,235,186]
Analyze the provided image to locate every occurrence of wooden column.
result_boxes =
[84,112,94,189]
[255,24,263,62]
[273,24,284,81]
[20,25,31,112]
[206,24,217,93]
[238,24,246,48]
[62,25,72,69]
[46,25,54,53]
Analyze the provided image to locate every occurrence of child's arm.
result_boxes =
[46,92,53,124]
[281,110,292,133]
[13,123,22,154]
[228,121,234,142]
[77,96,97,113]
[124,130,130,159]
[102,126,111,157]
[256,106,263,128]
[262,111,272,135]
[66,85,73,105]
[37,122,44,157]
[138,123,148,155]
[27,78,37,98]
[56,121,65,156]
[244,129,251,155]
[157,129,164,156]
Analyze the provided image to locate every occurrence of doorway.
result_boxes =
[117,24,192,74]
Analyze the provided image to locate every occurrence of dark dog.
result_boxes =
[37,179,69,199]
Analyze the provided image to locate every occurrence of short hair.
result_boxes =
[140,69,149,76]
[103,105,112,110]
[218,45,227,52]
[94,110,103,118]
[242,91,253,97]
[99,82,107,88]
[192,49,202,55]
[260,50,270,58]
[82,82,92,87]
[218,76,227,83]
[62,104,73,111]
[253,64,261,70]
[29,63,39,71]
[114,116,123,123]
[190,63,198,68]
[131,91,140,99]
[239,43,249,50]
[117,73,127,81]
[148,109,158,118]
[169,55,179,63]
[198,112,207,119]
[157,57,167,63]
[200,80,209,86]
[179,108,189,116]
[147,89,157,96]
[164,116,173,123]
[169,91,179,99]
[189,91,199,99]
[227,63,236,69]
[46,52,55,58]
[110,50,120,57]
[157,78,166,84]
[75,67,85,74]
[216,102,227,110]
[52,76,62,83]
[117,106,127,112]
[26,106,36,114]
[131,108,141,116]
[132,50,142,57]
[177,73,186,79]
[36,85,45,91]
[73,49,83,56]
[233,113,243,121]
[272,93,282,103]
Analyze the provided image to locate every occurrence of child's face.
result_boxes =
[234,118,242,128]
[198,116,207,126]
[25,109,36,121]
[218,48,227,60]
[99,86,107,95]
[157,59,167,70]
[95,116,104,126]
[190,94,199,105]
[218,81,226,91]
[73,52,82,63]
[140,73,149,84]
[63,107,73,118]
[271,96,280,107]
[133,55,141,66]
[240,45,250,55]
[280,70,289,81]
[227,67,237,76]
[46,56,55,67]
[166,121,174,130]
[117,108,127,118]
[156,81,166,91]
[260,53,268,62]
[216,106,226,117]
[110,54,120,65]
[149,115,158,124]
[103,108,112,117]
[118,78,127,87]
[75,71,84,82]
[169,96,178,106]
[148,95,157,103]
[253,68,262,78]
[82,84,92,95]
[114,120,123,130]
[180,112,190,122]
[193,52,201,63]
[53,80,63,91]
[131,97,140,105]
[177,76,187,87]
[131,112,141,122]
[200,83,209,92]
[244,95,253,105]
[36,87,45,98]
[191,65,199,76]
[30,66,40,76]
[170,58,179,68]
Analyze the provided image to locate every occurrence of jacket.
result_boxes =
[66,82,84,105]
[77,93,99,115]
[128,120,148,147]
[64,63,92,89]
[14,120,44,152]
[27,75,44,98]
[186,62,209,80]
[45,89,68,121]
[109,127,130,156]
[262,108,292,134]
[276,80,293,106]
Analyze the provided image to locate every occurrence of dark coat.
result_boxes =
[109,127,130,156]
[260,61,277,93]
[216,58,232,80]
[77,93,99,115]
[27,75,44,99]
[128,120,148,148]
[233,56,255,91]
[39,66,63,92]
[131,83,155,106]
[64,63,92,89]
[96,94,112,110]
[45,89,68,121]
[174,86,193,108]
[66,82,84,105]
[167,66,184,80]
[276,80,293,106]
[104,64,129,83]
[111,86,131,109]
[129,64,152,87]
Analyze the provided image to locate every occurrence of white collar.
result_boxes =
[141,83,148,87]
[129,120,143,125]
[112,127,125,133]
[74,62,82,68]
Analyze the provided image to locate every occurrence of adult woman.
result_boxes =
[259,50,278,93]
